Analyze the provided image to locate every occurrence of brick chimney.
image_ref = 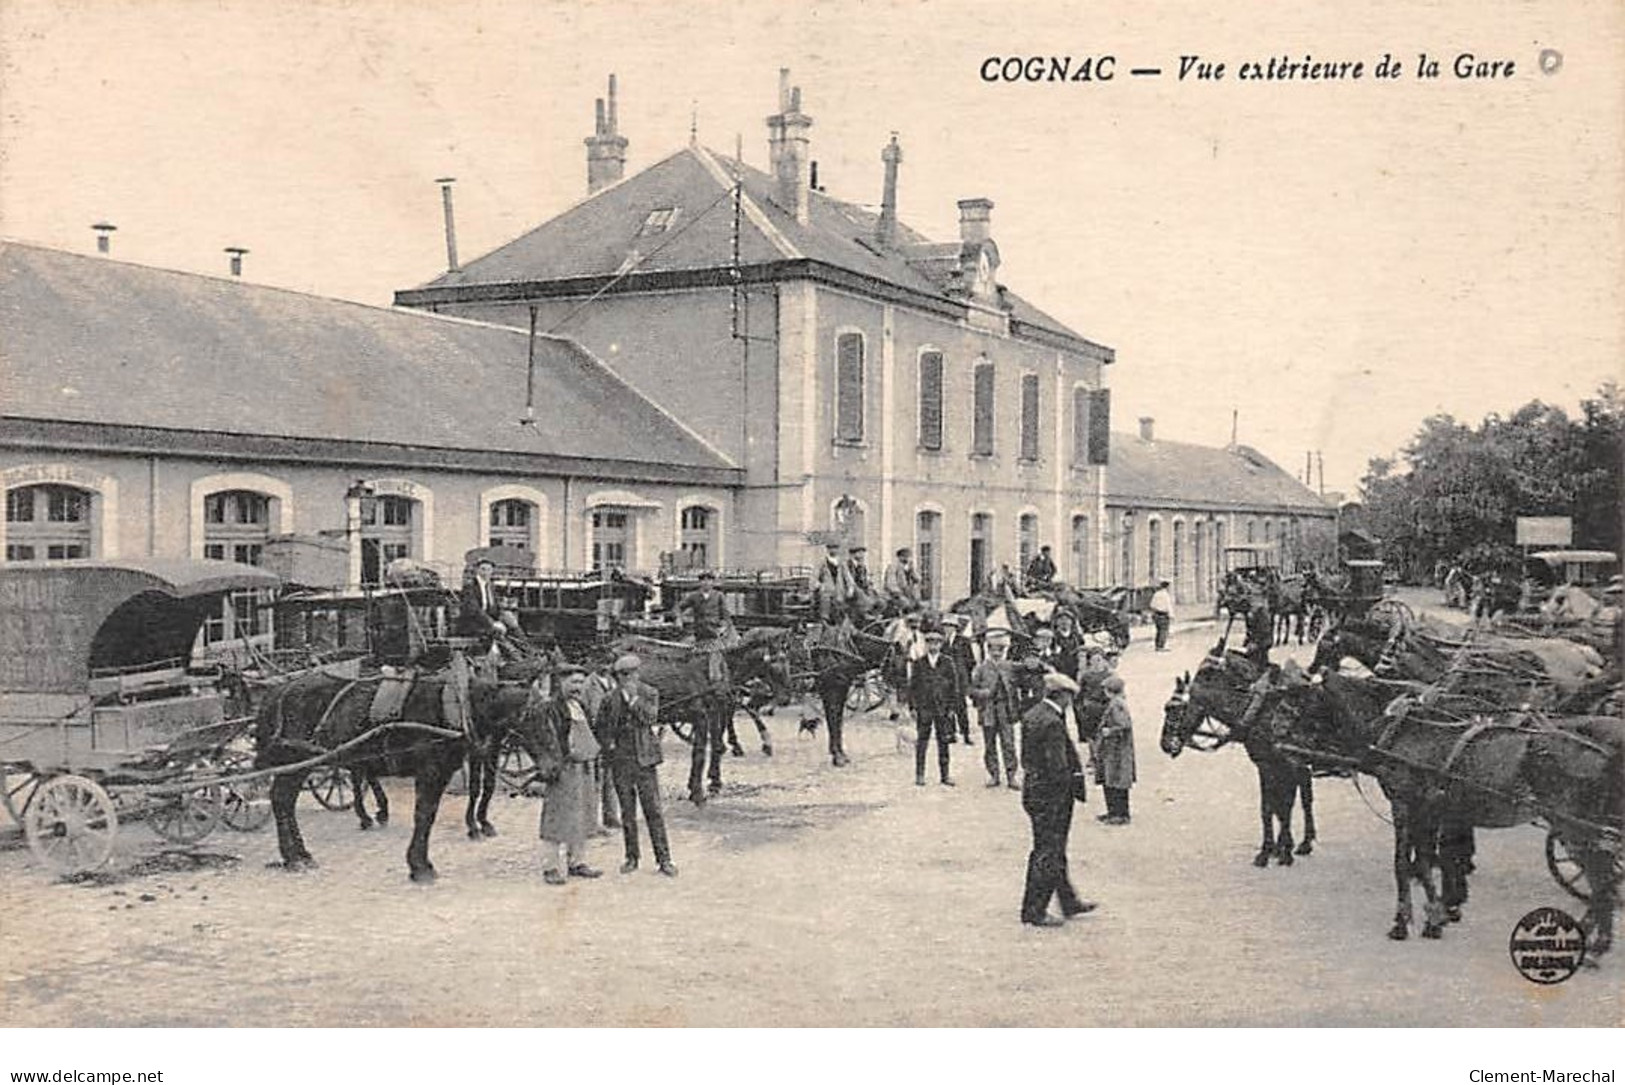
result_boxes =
[875,134,902,248]
[224,246,248,277]
[585,74,628,195]
[1139,416,1155,442]
[91,222,117,255]
[766,68,813,225]
[957,198,994,245]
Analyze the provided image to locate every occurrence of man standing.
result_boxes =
[1026,545,1057,592]
[847,544,873,593]
[909,628,961,787]
[1019,672,1095,927]
[532,665,604,885]
[970,628,1022,789]
[816,540,856,624]
[675,570,730,801]
[942,615,978,746]
[598,654,677,877]
[1149,578,1174,652]
[1095,674,1137,825]
[883,547,922,614]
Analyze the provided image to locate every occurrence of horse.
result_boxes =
[1311,610,1607,711]
[1158,647,1318,867]
[602,627,793,802]
[1270,575,1313,646]
[797,622,898,766]
[253,662,555,881]
[1270,669,1620,949]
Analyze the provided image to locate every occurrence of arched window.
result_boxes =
[916,510,942,602]
[835,332,865,444]
[591,508,631,572]
[1018,513,1038,578]
[1194,522,1207,602]
[1118,513,1135,585]
[362,495,417,585]
[918,350,944,451]
[203,490,270,565]
[1172,521,1185,601]
[1071,514,1090,587]
[5,484,93,561]
[679,505,717,569]
[488,498,535,551]
[969,512,991,594]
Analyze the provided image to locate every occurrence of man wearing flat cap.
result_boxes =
[970,628,1022,788]
[531,664,604,884]
[908,628,962,786]
[597,654,677,877]
[1018,671,1096,926]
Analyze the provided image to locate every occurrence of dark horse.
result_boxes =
[253,663,555,881]
[799,622,898,767]
[603,627,794,801]
[1159,648,1318,867]
[1271,671,1620,950]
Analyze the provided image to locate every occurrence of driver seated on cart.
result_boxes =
[675,570,736,682]
[460,558,522,662]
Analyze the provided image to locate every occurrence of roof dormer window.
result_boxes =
[639,207,680,235]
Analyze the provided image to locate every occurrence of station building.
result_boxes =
[395,72,1117,604]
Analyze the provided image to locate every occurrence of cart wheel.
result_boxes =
[220,777,273,832]
[670,721,695,745]
[845,674,887,715]
[149,784,224,844]
[307,766,354,811]
[24,774,118,875]
[496,735,537,791]
[1368,598,1413,627]
[2,770,45,830]
[1547,828,1624,903]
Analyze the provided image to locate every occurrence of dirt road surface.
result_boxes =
[3,597,1619,1026]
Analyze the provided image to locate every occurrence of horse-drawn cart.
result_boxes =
[0,559,285,875]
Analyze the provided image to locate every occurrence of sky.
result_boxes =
[2,0,1620,497]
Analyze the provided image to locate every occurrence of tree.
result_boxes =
[1356,383,1622,576]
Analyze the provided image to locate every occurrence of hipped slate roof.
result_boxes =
[0,242,737,483]
[402,146,1108,358]
[1107,433,1334,516]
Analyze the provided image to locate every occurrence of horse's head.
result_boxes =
[1160,672,1195,757]
[731,628,795,706]
[1160,665,1235,757]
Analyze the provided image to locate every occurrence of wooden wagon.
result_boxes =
[0,559,285,874]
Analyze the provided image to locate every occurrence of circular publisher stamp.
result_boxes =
[1508,906,1587,984]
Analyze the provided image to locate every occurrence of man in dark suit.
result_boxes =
[909,628,962,787]
[459,558,509,644]
[597,654,677,877]
[1019,672,1096,927]
[941,615,978,746]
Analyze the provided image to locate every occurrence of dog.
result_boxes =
[798,716,822,738]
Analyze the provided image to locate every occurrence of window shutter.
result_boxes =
[919,352,943,450]
[836,334,865,443]
[1073,386,1090,464]
[1087,388,1111,465]
[973,364,995,455]
[1020,374,1040,461]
